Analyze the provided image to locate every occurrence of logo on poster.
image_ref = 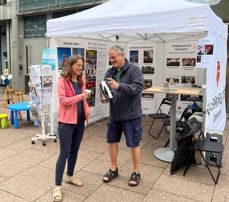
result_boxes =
[216,61,220,87]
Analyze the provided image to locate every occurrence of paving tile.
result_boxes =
[153,174,214,201]
[31,140,59,155]
[0,147,18,161]
[143,188,197,202]
[0,175,6,183]
[141,142,169,168]
[40,149,101,172]
[212,174,229,202]
[0,127,38,147]
[84,121,108,139]
[35,189,86,202]
[84,184,145,202]
[98,148,131,166]
[62,170,103,196]
[0,165,54,201]
[221,157,229,177]
[0,149,50,177]
[163,164,217,185]
[38,154,58,171]
[80,135,107,153]
[0,190,28,202]
[82,159,111,176]
[4,137,39,153]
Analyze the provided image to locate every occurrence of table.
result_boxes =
[144,86,202,162]
[8,102,31,129]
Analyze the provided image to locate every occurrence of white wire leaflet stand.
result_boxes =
[29,65,57,146]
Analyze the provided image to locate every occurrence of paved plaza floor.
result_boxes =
[0,105,229,202]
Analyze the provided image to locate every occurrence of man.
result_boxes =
[103,45,144,186]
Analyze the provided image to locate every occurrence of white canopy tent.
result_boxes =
[47,0,226,41]
[47,0,228,132]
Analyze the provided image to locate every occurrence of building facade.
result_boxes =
[0,0,104,92]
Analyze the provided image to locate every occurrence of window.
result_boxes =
[0,0,7,5]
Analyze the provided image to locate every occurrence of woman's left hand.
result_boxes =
[85,109,91,119]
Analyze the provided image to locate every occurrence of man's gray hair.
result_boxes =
[110,45,125,56]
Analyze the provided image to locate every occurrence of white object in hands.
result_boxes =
[85,89,92,95]
[99,80,113,103]
[101,81,113,99]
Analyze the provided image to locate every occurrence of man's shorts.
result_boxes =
[106,117,142,148]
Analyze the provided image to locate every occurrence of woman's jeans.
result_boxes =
[55,116,85,186]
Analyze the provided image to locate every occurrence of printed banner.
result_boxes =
[203,35,227,132]
[42,48,57,70]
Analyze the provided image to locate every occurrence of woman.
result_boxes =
[53,55,90,202]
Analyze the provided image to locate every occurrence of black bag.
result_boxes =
[170,118,201,175]
[170,122,194,175]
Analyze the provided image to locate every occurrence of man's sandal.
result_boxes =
[128,172,141,187]
[65,178,83,186]
[103,168,119,183]
[53,188,62,202]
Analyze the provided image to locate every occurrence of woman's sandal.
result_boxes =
[53,188,62,202]
[128,172,141,187]
[103,168,119,183]
[65,178,83,187]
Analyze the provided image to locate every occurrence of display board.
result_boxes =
[128,42,156,114]
[165,41,199,114]
[49,38,110,125]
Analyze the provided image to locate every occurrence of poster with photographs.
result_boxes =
[72,48,85,61]
[166,42,197,70]
[129,50,139,63]
[142,65,154,74]
[142,79,154,98]
[197,44,214,55]
[181,76,195,85]
[143,79,152,89]
[166,58,180,67]
[57,47,71,70]
[196,38,215,67]
[86,49,97,107]
[166,77,179,84]
[143,50,153,63]
[182,58,196,67]
[128,43,156,113]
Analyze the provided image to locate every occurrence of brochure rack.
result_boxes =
[28,65,57,146]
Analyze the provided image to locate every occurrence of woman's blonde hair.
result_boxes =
[61,55,84,86]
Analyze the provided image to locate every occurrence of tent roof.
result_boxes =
[47,0,227,41]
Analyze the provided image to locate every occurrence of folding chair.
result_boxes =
[164,104,202,147]
[164,107,194,147]
[183,118,224,184]
[148,98,171,139]
[165,101,202,130]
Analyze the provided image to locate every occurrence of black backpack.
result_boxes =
[170,118,201,175]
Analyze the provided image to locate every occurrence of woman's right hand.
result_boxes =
[82,92,90,100]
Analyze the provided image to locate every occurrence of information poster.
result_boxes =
[165,41,199,113]
[42,48,57,70]
[128,43,156,114]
